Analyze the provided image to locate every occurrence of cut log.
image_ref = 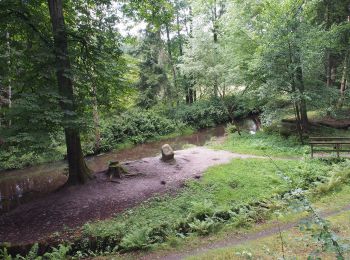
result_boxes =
[106,161,128,180]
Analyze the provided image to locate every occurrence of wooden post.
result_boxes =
[337,144,340,158]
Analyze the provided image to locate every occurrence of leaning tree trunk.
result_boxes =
[47,0,92,184]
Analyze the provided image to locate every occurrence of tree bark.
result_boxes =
[288,42,304,142]
[296,65,309,128]
[6,32,12,127]
[185,6,195,104]
[325,1,333,88]
[47,0,92,185]
[338,50,349,108]
[165,22,177,97]
[326,52,333,87]
[92,84,101,153]
[176,9,183,56]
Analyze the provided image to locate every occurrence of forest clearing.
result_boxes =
[1,0,350,259]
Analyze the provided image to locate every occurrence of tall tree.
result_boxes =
[47,0,92,184]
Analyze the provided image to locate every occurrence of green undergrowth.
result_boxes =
[186,204,350,260]
[212,131,307,157]
[186,213,350,260]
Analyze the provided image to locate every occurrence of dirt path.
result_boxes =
[140,204,350,260]
[0,147,262,246]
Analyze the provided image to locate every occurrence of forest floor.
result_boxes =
[0,147,261,246]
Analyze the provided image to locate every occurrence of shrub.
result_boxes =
[169,99,230,129]
[98,109,181,152]
[314,160,350,194]
[225,123,238,134]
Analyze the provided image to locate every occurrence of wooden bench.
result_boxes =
[309,137,350,158]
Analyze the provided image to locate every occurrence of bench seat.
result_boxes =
[309,137,350,158]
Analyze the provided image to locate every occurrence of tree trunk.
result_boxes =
[165,23,177,99]
[47,0,92,185]
[176,10,183,56]
[326,52,333,87]
[325,2,333,88]
[288,42,304,143]
[184,6,196,104]
[92,84,101,153]
[338,50,349,108]
[296,65,309,128]
[6,32,12,127]
[212,0,220,98]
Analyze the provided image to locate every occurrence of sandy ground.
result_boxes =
[0,147,261,246]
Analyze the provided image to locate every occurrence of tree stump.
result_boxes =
[107,161,128,180]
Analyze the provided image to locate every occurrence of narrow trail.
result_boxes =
[140,204,350,260]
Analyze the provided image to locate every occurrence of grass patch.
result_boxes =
[212,132,307,157]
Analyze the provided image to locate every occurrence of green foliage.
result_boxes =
[286,161,332,190]
[0,247,12,260]
[12,243,41,260]
[168,99,230,129]
[0,143,64,171]
[225,123,238,134]
[135,28,170,108]
[314,160,350,195]
[119,228,151,251]
[43,245,71,260]
[0,243,71,260]
[188,218,218,236]
[98,109,182,152]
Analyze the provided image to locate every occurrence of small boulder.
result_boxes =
[161,144,174,161]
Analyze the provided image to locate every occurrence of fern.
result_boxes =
[119,228,151,251]
[188,218,218,235]
[43,245,70,260]
[0,248,12,260]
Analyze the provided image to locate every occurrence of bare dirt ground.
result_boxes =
[0,147,261,246]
